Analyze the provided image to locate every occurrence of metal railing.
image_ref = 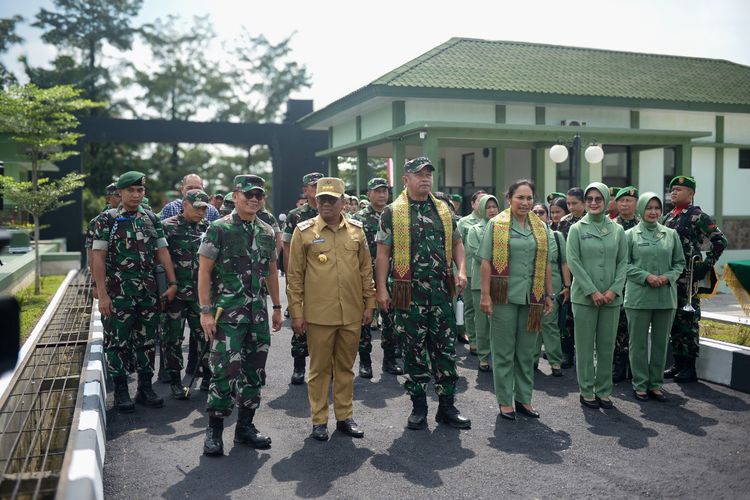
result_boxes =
[0,272,93,499]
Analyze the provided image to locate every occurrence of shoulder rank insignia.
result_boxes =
[348,218,363,228]
[298,219,315,231]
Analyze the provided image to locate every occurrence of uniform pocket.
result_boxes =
[344,239,360,252]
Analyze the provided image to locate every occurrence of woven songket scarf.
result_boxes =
[391,189,454,310]
[490,208,548,332]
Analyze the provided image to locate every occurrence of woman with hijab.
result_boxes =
[466,195,500,371]
[624,192,685,402]
[479,180,554,420]
[567,182,627,409]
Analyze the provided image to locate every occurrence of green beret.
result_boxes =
[404,157,434,173]
[546,192,565,204]
[233,175,266,193]
[302,172,324,185]
[116,171,146,189]
[359,194,368,201]
[367,177,389,191]
[105,183,118,196]
[669,175,696,191]
[451,194,463,203]
[615,186,639,200]
[185,189,210,208]
[608,186,621,198]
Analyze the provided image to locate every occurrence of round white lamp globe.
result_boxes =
[549,144,568,163]
[585,144,604,164]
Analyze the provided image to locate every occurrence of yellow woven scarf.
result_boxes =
[391,189,454,310]
[490,208,548,332]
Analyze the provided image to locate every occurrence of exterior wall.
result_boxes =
[442,147,492,188]
[405,100,494,124]
[723,220,750,250]
[505,148,532,182]
[361,105,392,139]
[504,104,535,125]
[723,113,750,143]
[639,110,715,141]
[331,118,357,148]
[544,152,556,198]
[638,149,665,198]
[692,147,715,213]
[545,105,630,128]
[723,148,750,216]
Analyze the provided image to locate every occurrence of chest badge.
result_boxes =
[318,254,328,263]
[313,237,325,244]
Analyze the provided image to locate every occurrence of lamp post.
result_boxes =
[549,134,604,186]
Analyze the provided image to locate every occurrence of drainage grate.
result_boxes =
[0,272,93,500]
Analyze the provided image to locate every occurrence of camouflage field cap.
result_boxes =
[116,171,146,189]
[367,177,388,191]
[220,196,235,213]
[233,174,266,193]
[615,186,639,200]
[302,172,324,186]
[546,192,565,204]
[315,177,345,198]
[404,157,434,173]
[359,194,368,201]
[105,183,118,196]
[669,175,696,191]
[451,194,463,203]
[185,189,210,208]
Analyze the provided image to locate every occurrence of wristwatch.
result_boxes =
[200,305,213,314]
[272,305,282,310]
[168,280,178,286]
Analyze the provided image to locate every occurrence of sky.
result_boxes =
[2,0,750,111]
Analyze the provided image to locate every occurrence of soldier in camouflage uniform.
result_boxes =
[91,171,178,413]
[353,177,403,378]
[219,196,234,216]
[162,190,211,399]
[198,175,283,456]
[457,190,487,354]
[612,187,640,382]
[663,175,727,382]
[282,172,324,385]
[376,157,471,430]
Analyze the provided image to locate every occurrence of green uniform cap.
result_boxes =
[615,186,639,200]
[302,172,324,185]
[669,175,696,191]
[608,186,621,198]
[233,174,266,193]
[185,189,210,208]
[359,194,368,201]
[404,157,434,173]
[451,194,463,203]
[546,192,565,204]
[220,196,235,213]
[367,177,388,191]
[315,177,345,198]
[116,171,146,189]
[105,183,118,195]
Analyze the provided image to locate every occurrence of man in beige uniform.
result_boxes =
[287,177,376,442]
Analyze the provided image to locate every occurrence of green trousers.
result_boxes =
[471,290,491,363]
[626,308,675,392]
[535,299,562,367]
[464,278,476,346]
[572,303,618,399]
[489,303,538,407]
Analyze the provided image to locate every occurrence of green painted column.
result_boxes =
[493,146,506,198]
[422,134,441,191]
[715,116,724,225]
[531,147,546,194]
[356,148,367,196]
[630,150,640,187]
[578,141,590,188]
[328,156,339,177]
[675,143,692,176]
[392,140,405,193]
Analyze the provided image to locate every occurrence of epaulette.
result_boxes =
[348,218,363,228]
[298,219,315,231]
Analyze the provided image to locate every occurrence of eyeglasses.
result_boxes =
[317,195,340,205]
[241,190,265,200]
[532,209,547,216]
[585,196,604,204]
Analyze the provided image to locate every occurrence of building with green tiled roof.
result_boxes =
[299,37,750,258]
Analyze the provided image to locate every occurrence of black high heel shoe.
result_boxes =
[515,401,540,418]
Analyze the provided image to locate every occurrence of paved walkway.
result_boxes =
[103,280,750,499]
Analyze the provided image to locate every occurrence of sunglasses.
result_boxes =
[585,196,604,204]
[241,190,265,200]
[532,209,547,216]
[317,195,340,205]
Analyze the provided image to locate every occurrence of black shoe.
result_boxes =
[612,356,627,383]
[579,395,600,409]
[169,373,188,400]
[551,367,563,377]
[478,362,491,372]
[499,408,516,420]
[234,408,272,449]
[561,339,575,369]
[435,395,471,429]
[359,353,373,379]
[633,390,649,402]
[664,357,683,379]
[113,376,135,413]
[186,336,198,375]
[407,394,428,430]
[200,376,211,392]
[134,374,164,408]
[674,361,698,383]
[469,347,478,357]
[291,356,306,385]
[595,396,614,409]
[260,368,266,386]
[515,401,540,418]
[382,353,404,375]
[311,424,328,441]
[393,345,403,359]
[203,417,224,456]
[336,418,364,438]
[648,390,668,402]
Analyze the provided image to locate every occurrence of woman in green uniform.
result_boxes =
[479,180,554,420]
[567,182,627,409]
[532,203,571,377]
[625,193,685,401]
[466,195,500,371]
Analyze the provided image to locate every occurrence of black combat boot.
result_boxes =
[113,375,135,413]
[169,372,188,400]
[185,335,198,375]
[561,338,575,369]
[435,395,471,429]
[203,416,224,456]
[291,356,306,385]
[382,349,404,375]
[674,357,698,382]
[134,373,164,408]
[407,394,428,430]
[358,353,373,379]
[234,408,272,449]
[612,354,628,383]
[394,344,403,359]
[664,356,683,379]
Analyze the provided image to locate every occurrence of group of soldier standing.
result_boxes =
[86,154,726,456]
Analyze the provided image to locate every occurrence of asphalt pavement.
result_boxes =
[103,278,750,499]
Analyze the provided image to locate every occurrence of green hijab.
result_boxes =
[477,195,499,226]
[637,192,662,230]
[584,182,609,223]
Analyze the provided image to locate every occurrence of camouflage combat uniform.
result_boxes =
[162,213,209,377]
[91,205,167,377]
[282,203,318,358]
[613,215,640,362]
[198,212,276,416]
[257,209,280,234]
[663,205,727,361]
[377,197,460,397]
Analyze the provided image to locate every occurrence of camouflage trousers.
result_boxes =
[163,299,207,377]
[613,307,629,359]
[358,307,398,354]
[104,294,160,378]
[291,332,308,358]
[207,321,271,417]
[395,302,458,397]
[670,298,700,359]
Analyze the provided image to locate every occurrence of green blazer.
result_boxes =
[624,222,686,309]
[566,215,627,307]
[466,221,486,290]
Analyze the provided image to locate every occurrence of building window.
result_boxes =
[556,156,574,192]
[601,145,630,188]
[740,149,750,169]
[462,153,475,187]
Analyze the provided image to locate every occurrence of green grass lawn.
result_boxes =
[701,319,750,347]
[15,275,66,343]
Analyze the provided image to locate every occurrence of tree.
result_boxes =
[0,84,104,293]
[0,15,24,88]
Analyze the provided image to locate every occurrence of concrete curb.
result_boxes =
[697,336,750,394]
[58,299,106,500]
